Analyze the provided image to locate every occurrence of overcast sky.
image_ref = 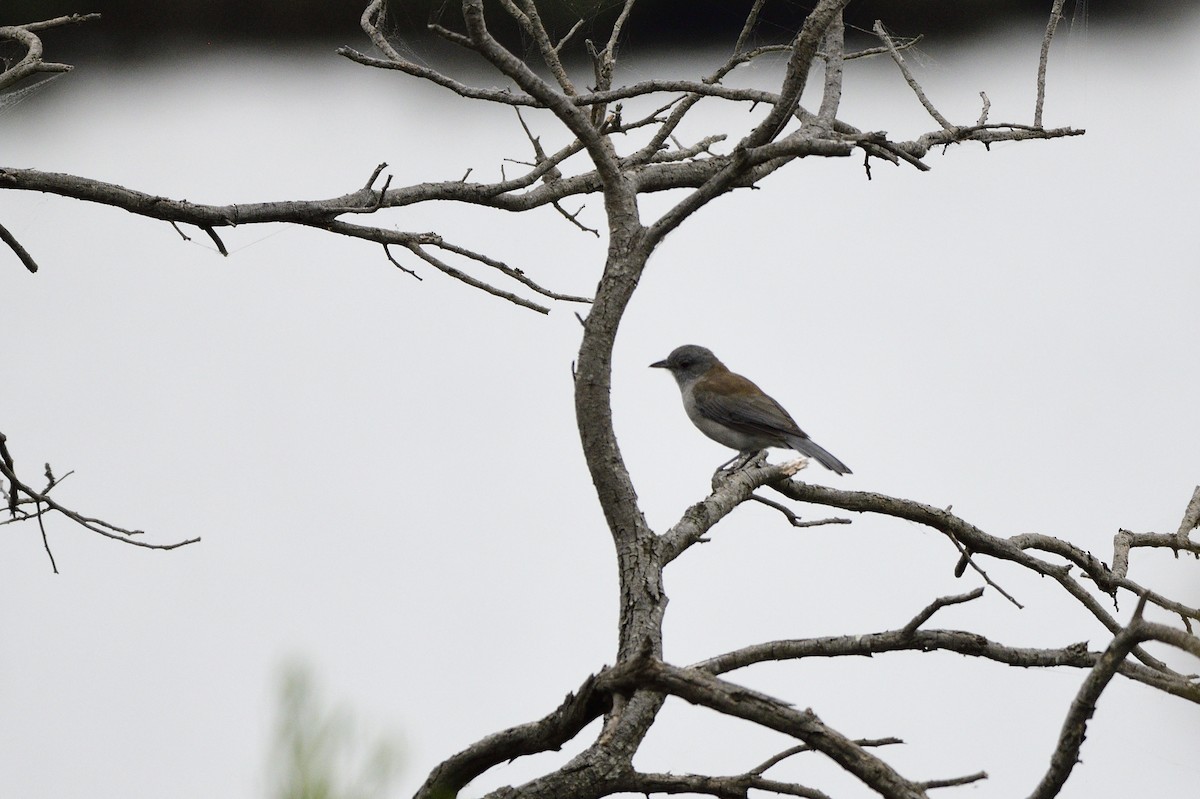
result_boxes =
[2,10,1198,799]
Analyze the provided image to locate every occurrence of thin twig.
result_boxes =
[550,201,599,236]
[874,20,955,133]
[382,243,422,280]
[0,221,39,272]
[553,18,585,55]
[201,225,228,256]
[919,771,988,790]
[0,432,199,555]
[362,161,388,190]
[1034,0,1068,127]
[514,107,563,184]
[949,535,1024,609]
[977,91,991,126]
[733,0,768,56]
[748,494,851,528]
[751,738,903,774]
[900,588,986,636]
[841,37,923,61]
[1174,485,1200,545]
[432,240,591,302]
[35,500,58,573]
[505,0,577,95]
[405,242,551,314]
[0,431,19,514]
[603,0,638,64]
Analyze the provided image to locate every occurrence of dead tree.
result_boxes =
[1,3,1196,797]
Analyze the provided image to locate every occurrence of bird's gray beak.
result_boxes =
[649,359,669,369]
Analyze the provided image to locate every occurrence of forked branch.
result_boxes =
[0,431,199,570]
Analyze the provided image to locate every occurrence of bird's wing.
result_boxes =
[695,371,852,475]
[693,372,807,438]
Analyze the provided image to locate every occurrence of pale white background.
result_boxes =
[1,12,1198,799]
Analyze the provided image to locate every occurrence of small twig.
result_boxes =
[382,243,422,280]
[0,14,102,92]
[426,23,473,50]
[0,221,39,273]
[35,500,58,573]
[201,225,228,256]
[873,20,955,133]
[949,536,1024,609]
[169,221,192,242]
[900,588,985,636]
[550,201,599,236]
[603,0,637,65]
[500,0,577,95]
[977,91,991,126]
[552,18,585,55]
[0,431,197,560]
[338,45,540,108]
[363,161,388,190]
[645,134,727,164]
[0,431,18,513]
[1034,0,1068,127]
[918,771,988,790]
[733,0,768,56]
[514,107,563,183]
[748,494,852,528]
[42,464,73,495]
[751,738,903,774]
[841,36,923,61]
[20,13,101,34]
[1174,485,1200,547]
[371,174,392,209]
[852,132,930,172]
[405,242,550,314]
[432,240,591,302]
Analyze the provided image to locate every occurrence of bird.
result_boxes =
[650,344,851,475]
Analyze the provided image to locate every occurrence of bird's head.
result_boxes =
[650,344,721,386]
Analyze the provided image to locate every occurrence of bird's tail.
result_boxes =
[787,435,852,475]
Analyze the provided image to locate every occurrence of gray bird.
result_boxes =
[651,344,851,475]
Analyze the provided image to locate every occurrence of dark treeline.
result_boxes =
[2,0,1176,58]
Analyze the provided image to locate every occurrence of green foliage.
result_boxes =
[269,662,402,799]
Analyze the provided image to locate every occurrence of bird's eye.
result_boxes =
[678,359,692,367]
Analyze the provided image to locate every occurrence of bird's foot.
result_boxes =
[716,450,767,473]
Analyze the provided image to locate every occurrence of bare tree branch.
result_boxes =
[614,657,934,799]
[0,14,100,92]
[751,738,904,775]
[1035,0,1069,127]
[692,595,1200,703]
[0,220,39,272]
[0,431,199,559]
[12,7,1189,799]
[874,20,954,132]
[1029,595,1200,799]
[415,670,612,799]
[767,479,1181,673]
